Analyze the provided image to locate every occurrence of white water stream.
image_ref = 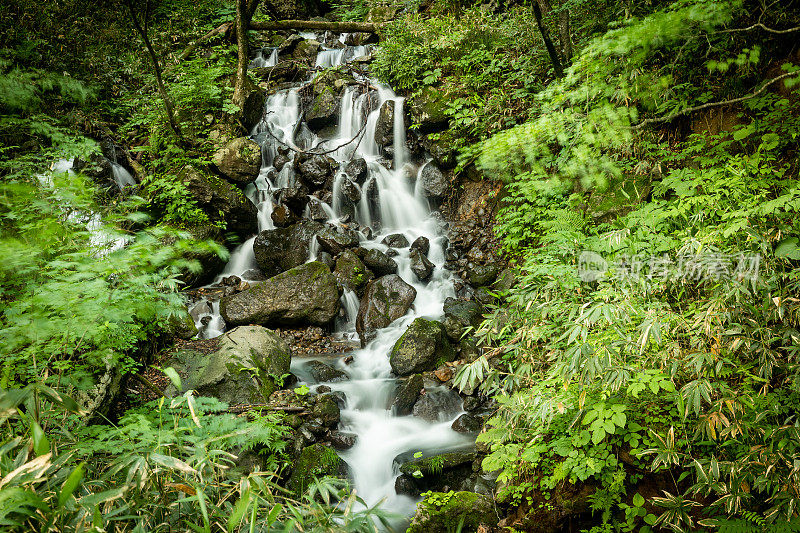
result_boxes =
[189,37,469,525]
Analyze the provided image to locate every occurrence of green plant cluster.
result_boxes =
[452,0,800,530]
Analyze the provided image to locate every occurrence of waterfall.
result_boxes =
[190,37,468,526]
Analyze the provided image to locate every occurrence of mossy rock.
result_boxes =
[389,318,454,376]
[166,326,291,405]
[408,491,496,533]
[410,86,449,133]
[166,309,198,340]
[287,443,347,495]
[399,451,476,477]
[334,249,374,296]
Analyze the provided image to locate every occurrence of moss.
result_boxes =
[286,443,344,495]
[408,491,496,533]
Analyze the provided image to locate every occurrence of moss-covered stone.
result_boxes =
[410,86,449,133]
[334,249,374,296]
[165,326,291,405]
[399,451,476,477]
[389,318,454,376]
[220,261,340,327]
[287,443,346,495]
[408,491,496,533]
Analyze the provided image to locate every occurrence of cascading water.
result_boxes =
[189,34,470,525]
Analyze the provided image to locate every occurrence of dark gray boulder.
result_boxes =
[381,233,410,248]
[412,387,463,422]
[304,360,348,383]
[452,413,483,434]
[393,374,424,416]
[344,157,368,184]
[296,154,334,188]
[374,100,395,148]
[286,443,346,495]
[410,249,435,281]
[220,261,339,327]
[467,264,499,287]
[253,221,324,277]
[390,318,454,376]
[179,164,258,236]
[341,177,361,203]
[356,274,416,345]
[410,236,430,255]
[316,225,360,256]
[360,248,398,276]
[419,162,447,199]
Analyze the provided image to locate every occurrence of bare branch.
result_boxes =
[717,22,800,35]
[633,71,798,130]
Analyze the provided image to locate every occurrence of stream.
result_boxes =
[189,34,470,526]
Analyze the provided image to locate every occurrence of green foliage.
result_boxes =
[373,8,549,143]
[0,386,391,532]
[455,0,800,529]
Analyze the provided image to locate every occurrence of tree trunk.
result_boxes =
[249,20,382,33]
[557,1,573,61]
[532,0,564,78]
[124,0,183,141]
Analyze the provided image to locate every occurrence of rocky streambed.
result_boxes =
[152,29,509,530]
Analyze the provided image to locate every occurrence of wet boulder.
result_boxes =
[220,261,340,327]
[305,87,339,131]
[374,100,396,148]
[360,248,398,276]
[329,431,357,450]
[410,249,435,281]
[212,137,261,184]
[420,130,458,170]
[180,164,257,236]
[393,373,424,416]
[278,34,304,56]
[381,233,410,248]
[253,62,302,84]
[279,183,310,214]
[344,157,368,184]
[315,225,360,256]
[334,249,374,296]
[452,414,483,434]
[410,236,430,255]
[287,443,347,495]
[467,264,499,287]
[296,153,334,188]
[307,197,329,221]
[442,298,483,342]
[253,220,324,276]
[412,386,462,422]
[165,326,291,404]
[304,360,348,383]
[273,150,292,172]
[341,177,362,203]
[271,203,300,227]
[407,491,495,533]
[390,318,454,376]
[396,451,478,498]
[356,274,417,345]
[312,393,341,427]
[292,39,321,63]
[237,74,266,131]
[409,86,449,133]
[419,162,448,200]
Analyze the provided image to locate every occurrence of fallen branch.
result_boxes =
[169,22,233,68]
[633,71,798,129]
[250,20,382,33]
[717,22,800,35]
